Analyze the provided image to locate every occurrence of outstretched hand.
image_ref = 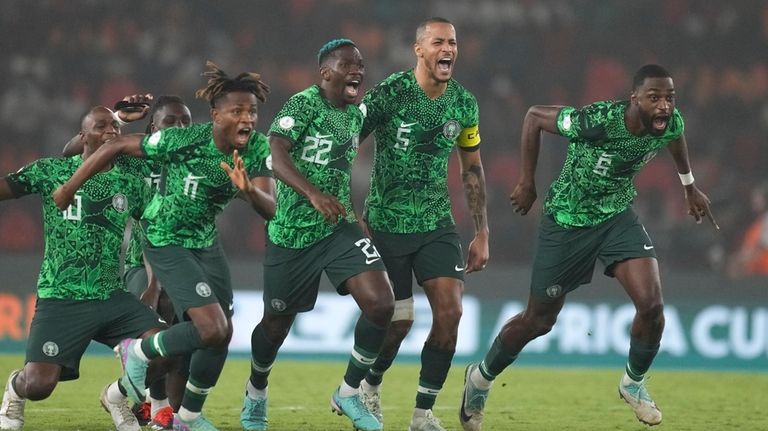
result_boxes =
[114,94,153,123]
[53,184,75,211]
[220,149,252,193]
[510,182,537,215]
[685,186,719,229]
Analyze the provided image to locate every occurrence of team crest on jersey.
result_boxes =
[112,193,128,213]
[271,299,287,312]
[278,116,295,130]
[562,113,572,131]
[148,131,162,146]
[195,282,212,298]
[42,341,59,357]
[443,120,461,140]
[546,284,563,298]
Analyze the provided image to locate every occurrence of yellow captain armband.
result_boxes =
[457,124,481,150]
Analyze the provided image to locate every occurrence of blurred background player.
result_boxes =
[358,17,489,431]
[61,94,192,430]
[239,39,393,431]
[0,106,164,431]
[53,61,275,431]
[460,64,718,430]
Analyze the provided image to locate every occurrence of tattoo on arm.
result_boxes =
[462,163,487,231]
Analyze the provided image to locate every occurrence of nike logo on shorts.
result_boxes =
[455,264,465,271]
[366,257,381,264]
[643,244,654,250]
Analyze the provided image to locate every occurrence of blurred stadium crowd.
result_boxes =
[1,0,766,277]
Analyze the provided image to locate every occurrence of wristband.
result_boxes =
[112,111,128,128]
[678,171,694,186]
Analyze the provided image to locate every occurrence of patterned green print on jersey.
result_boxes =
[123,158,160,270]
[362,70,480,233]
[141,122,271,248]
[547,100,684,228]
[268,85,363,248]
[6,156,150,300]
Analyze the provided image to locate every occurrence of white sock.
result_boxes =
[246,380,267,399]
[106,381,126,404]
[621,372,639,385]
[150,397,170,416]
[178,407,200,422]
[412,407,429,419]
[470,367,493,390]
[133,339,149,362]
[338,381,358,398]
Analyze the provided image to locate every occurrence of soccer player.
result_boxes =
[63,94,192,428]
[459,64,718,430]
[238,39,393,431]
[62,94,192,430]
[357,17,489,431]
[53,62,275,431]
[0,106,163,431]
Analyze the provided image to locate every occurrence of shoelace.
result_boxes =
[245,398,266,416]
[4,397,24,419]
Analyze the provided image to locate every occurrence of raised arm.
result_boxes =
[666,135,719,229]
[220,149,276,220]
[269,134,346,223]
[510,105,563,215]
[53,134,145,210]
[458,148,489,273]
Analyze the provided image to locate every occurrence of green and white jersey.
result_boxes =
[547,100,684,228]
[6,156,151,300]
[361,70,481,233]
[140,122,271,248]
[123,159,161,271]
[268,85,364,249]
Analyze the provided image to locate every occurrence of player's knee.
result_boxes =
[638,300,665,323]
[527,314,557,338]
[433,301,462,327]
[197,320,230,347]
[365,296,394,327]
[22,374,57,401]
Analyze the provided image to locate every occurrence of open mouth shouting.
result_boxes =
[345,75,362,100]
[235,126,253,146]
[651,114,669,134]
[437,56,453,75]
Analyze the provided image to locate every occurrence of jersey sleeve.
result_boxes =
[556,102,612,142]
[360,83,388,140]
[268,94,313,146]
[245,133,273,178]
[665,108,685,140]
[457,93,481,151]
[141,128,182,163]
[5,158,55,197]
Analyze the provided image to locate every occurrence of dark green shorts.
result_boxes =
[144,242,233,320]
[263,222,386,314]
[531,208,657,302]
[26,291,163,381]
[124,266,148,298]
[370,226,464,300]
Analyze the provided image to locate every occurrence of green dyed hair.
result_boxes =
[317,38,356,65]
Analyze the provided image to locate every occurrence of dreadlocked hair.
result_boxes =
[317,38,356,65]
[144,95,186,133]
[195,60,270,108]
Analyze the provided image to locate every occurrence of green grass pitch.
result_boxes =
[1,354,766,430]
